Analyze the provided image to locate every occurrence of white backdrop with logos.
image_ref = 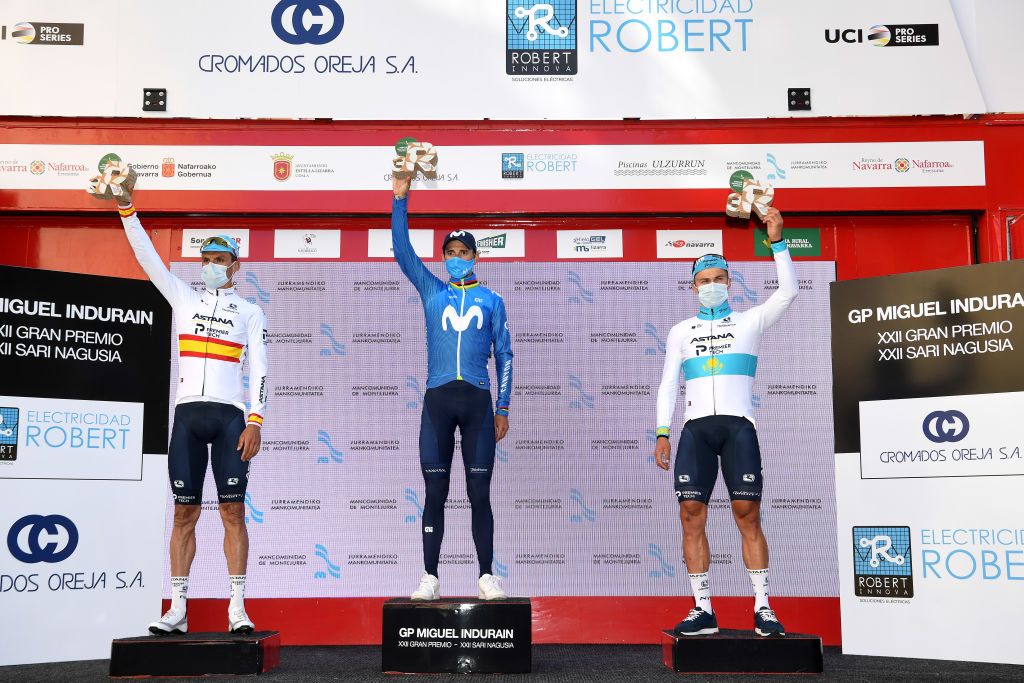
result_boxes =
[166,259,838,600]
[0,0,999,119]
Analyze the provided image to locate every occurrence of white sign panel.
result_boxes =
[0,396,144,481]
[274,229,341,259]
[473,229,526,258]
[860,392,1024,480]
[656,230,723,259]
[556,230,624,259]
[181,229,251,258]
[0,142,987,193]
[0,455,166,666]
[367,228,434,258]
[0,1,990,119]
[835,453,1024,665]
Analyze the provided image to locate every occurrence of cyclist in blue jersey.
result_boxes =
[654,207,796,638]
[391,175,513,601]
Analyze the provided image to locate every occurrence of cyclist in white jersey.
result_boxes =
[112,190,268,636]
[654,207,796,638]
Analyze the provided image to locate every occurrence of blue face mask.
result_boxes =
[445,257,475,280]
[698,282,729,308]
[202,262,230,289]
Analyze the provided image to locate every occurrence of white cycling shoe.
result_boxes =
[149,608,188,635]
[229,607,255,633]
[411,573,440,601]
[478,574,507,600]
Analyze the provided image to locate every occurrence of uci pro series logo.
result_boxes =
[7,514,79,564]
[922,410,969,443]
[272,0,344,45]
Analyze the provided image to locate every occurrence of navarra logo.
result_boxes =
[162,158,176,178]
[29,160,45,176]
[272,153,294,182]
[895,158,911,173]
[0,407,19,461]
[852,526,914,598]
[506,1,578,76]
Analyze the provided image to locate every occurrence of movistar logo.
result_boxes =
[690,333,735,344]
[441,305,484,332]
[478,233,507,249]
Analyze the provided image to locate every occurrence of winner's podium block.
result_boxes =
[382,598,531,674]
[661,629,823,675]
[109,631,281,678]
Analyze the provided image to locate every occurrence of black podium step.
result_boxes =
[109,631,281,677]
[661,629,823,674]
[382,597,532,674]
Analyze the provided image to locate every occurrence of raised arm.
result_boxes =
[751,208,798,331]
[391,179,441,296]
[118,203,193,309]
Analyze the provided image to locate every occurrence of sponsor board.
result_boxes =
[367,229,434,258]
[556,230,623,259]
[181,229,251,258]
[274,230,341,259]
[656,230,723,259]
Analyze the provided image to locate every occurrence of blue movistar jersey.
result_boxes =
[392,196,513,414]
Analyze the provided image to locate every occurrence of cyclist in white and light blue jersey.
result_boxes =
[654,207,796,639]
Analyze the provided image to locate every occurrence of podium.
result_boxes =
[382,598,532,674]
[109,631,281,677]
[661,629,823,674]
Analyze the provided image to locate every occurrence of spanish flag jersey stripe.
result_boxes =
[178,334,244,349]
[179,340,244,359]
[179,350,241,363]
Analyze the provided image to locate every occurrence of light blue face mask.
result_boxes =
[202,262,230,289]
[445,257,475,280]
[697,282,729,308]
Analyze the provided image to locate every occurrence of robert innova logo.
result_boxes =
[506,1,578,76]
[0,406,19,461]
[852,526,914,598]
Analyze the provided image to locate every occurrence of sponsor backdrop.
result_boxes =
[0,266,171,666]
[168,257,838,600]
[0,0,993,119]
[830,260,1024,665]
[0,142,986,197]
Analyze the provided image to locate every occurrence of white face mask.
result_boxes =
[697,282,729,308]
[201,262,230,289]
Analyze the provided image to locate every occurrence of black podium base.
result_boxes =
[109,631,281,677]
[382,598,532,674]
[661,629,823,674]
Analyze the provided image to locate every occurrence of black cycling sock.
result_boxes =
[466,475,494,577]
[422,475,450,577]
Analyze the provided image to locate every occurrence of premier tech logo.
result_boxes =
[852,526,914,598]
[506,1,578,76]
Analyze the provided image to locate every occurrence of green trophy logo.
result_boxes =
[87,152,137,201]
[392,137,439,180]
